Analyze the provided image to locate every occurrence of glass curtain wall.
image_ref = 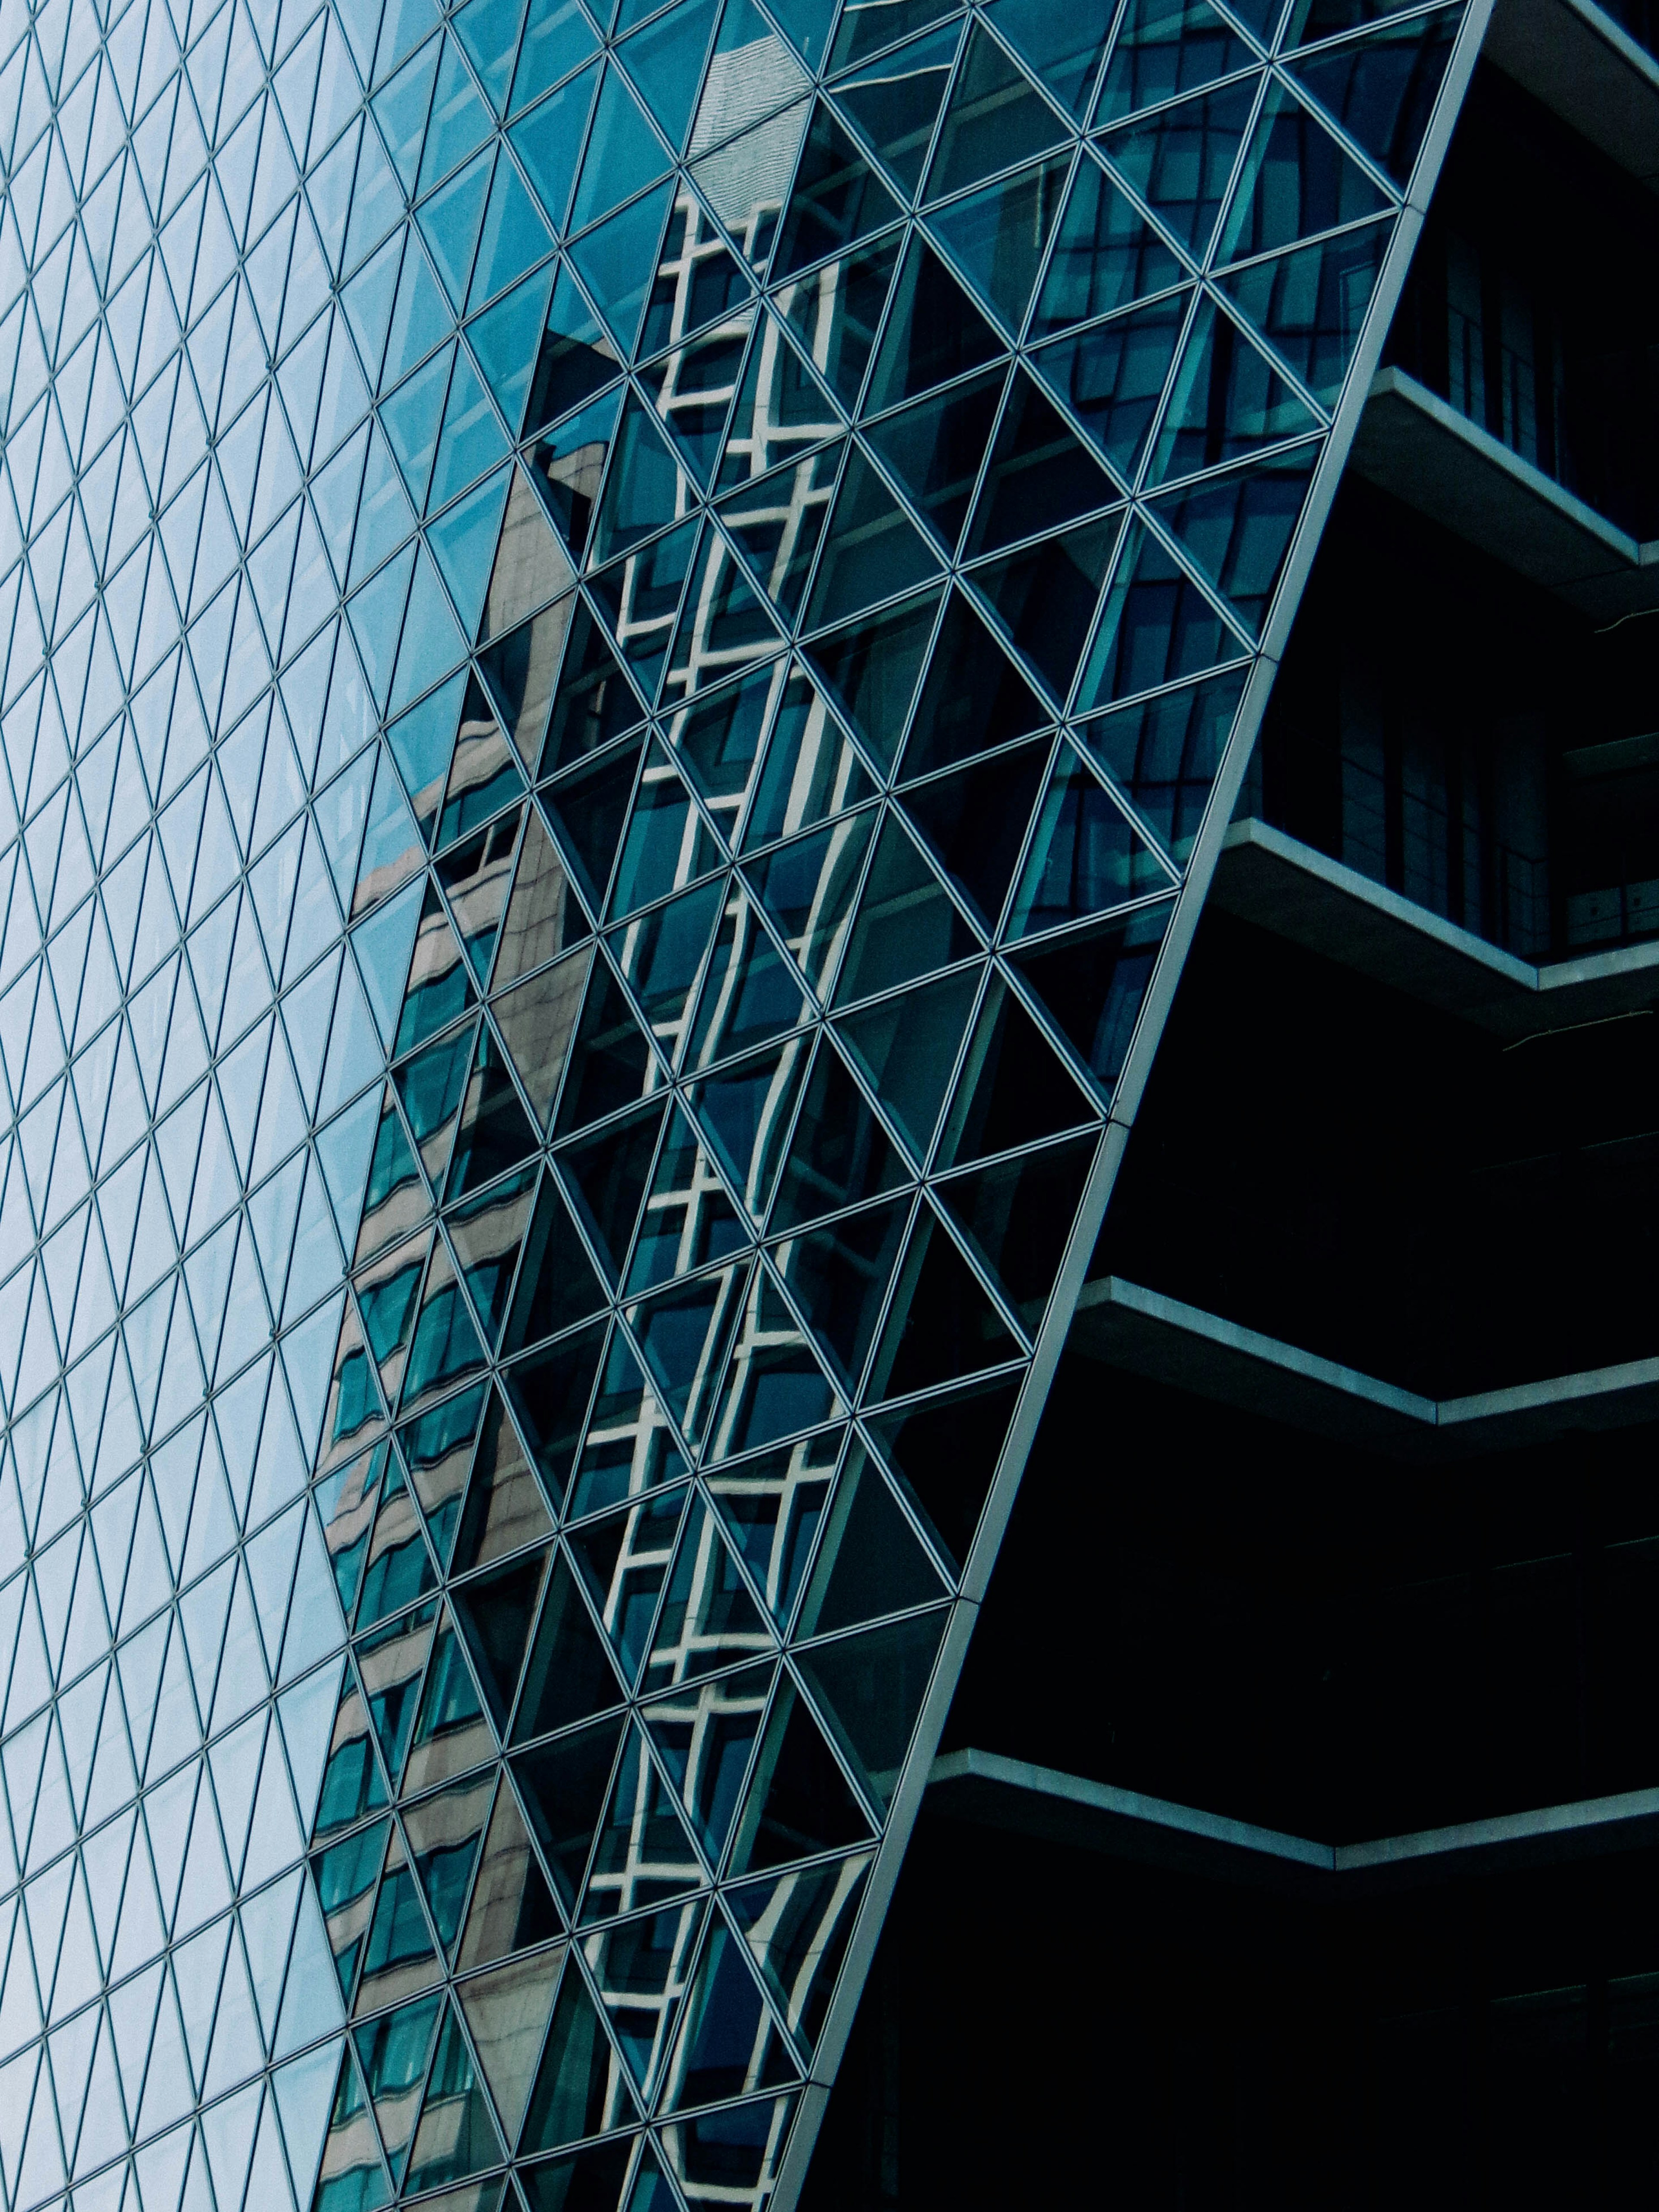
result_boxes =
[0,0,1475,2209]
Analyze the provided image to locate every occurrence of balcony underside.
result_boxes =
[1484,0,1659,185]
[1070,1275,1659,1458]
[1211,815,1659,1036]
[928,1748,1659,1896]
[1347,369,1659,621]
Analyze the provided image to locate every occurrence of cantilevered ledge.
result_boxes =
[928,1747,1659,1892]
[1211,816,1659,1038]
[1069,1275,1659,1457]
[1484,0,1659,186]
[1347,368,1659,621]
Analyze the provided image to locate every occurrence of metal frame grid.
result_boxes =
[0,1,1491,2211]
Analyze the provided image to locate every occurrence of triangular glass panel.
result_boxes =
[640,1657,774,1867]
[510,64,600,238]
[512,1712,628,1910]
[564,1324,686,1526]
[530,390,627,568]
[606,746,721,924]
[468,145,555,315]
[628,1265,756,1451]
[469,264,560,444]
[830,809,979,1008]
[896,589,1048,779]
[521,1952,637,2152]
[899,737,1052,932]
[864,1369,1022,1572]
[938,971,1098,1168]
[1030,292,1189,485]
[867,1201,1019,1398]
[567,180,676,363]
[775,232,903,416]
[770,1032,909,1232]
[503,1317,608,1506]
[795,1607,946,1815]
[501,1169,608,1356]
[357,1601,439,1792]
[354,1826,445,2016]
[1096,0,1258,127]
[493,805,585,987]
[480,468,576,647]
[688,1049,807,1227]
[657,1919,798,2115]
[394,1023,476,1191]
[587,392,685,569]
[1097,76,1258,259]
[1005,899,1171,1094]
[443,1024,539,1205]
[396,888,478,1060]
[797,1447,946,1638]
[1285,9,1456,187]
[985,0,1115,117]
[727,1673,873,1879]
[580,1898,705,2108]
[580,1721,705,1927]
[642,1493,771,1696]
[609,878,727,1070]
[704,1433,839,1635]
[1073,516,1240,712]
[456,1773,562,1970]
[741,666,879,853]
[1216,216,1389,407]
[558,1098,667,1283]
[803,586,943,773]
[447,1163,540,1353]
[863,366,1006,557]
[726,1848,872,2054]
[831,20,961,197]
[1149,441,1317,635]
[686,890,810,1073]
[1148,295,1323,483]
[924,21,1067,202]
[1030,148,1184,339]
[543,739,647,915]
[775,1194,912,1396]
[314,1818,392,2002]
[356,1458,439,1630]
[458,1950,564,2150]
[514,1551,626,1743]
[864,231,1004,412]
[707,1266,848,1459]
[541,604,647,780]
[926,151,1070,337]
[452,1388,556,1578]
[520,2142,636,2212]
[569,1485,691,1686]
[833,965,979,1165]
[626,1104,747,1295]
[1006,740,1174,936]
[1214,78,1390,265]
[399,1382,491,1571]
[496,944,597,1131]
[452,1550,551,1733]
[936,1129,1098,1326]
[386,672,467,849]
[773,101,904,282]
[802,447,942,634]
[1077,664,1246,860]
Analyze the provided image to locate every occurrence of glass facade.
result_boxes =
[0,0,1485,2208]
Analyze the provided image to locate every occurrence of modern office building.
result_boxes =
[0,0,1650,2204]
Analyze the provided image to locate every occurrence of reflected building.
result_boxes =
[2,0,1648,2209]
